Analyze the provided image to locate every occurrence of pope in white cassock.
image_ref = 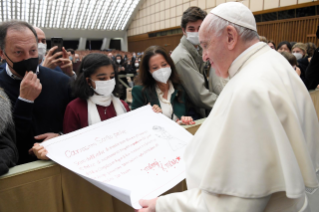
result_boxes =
[137,2,319,212]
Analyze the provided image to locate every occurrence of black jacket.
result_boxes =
[304,48,319,90]
[0,64,72,164]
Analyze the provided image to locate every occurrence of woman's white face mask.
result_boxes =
[151,67,172,84]
[292,52,303,60]
[91,78,116,96]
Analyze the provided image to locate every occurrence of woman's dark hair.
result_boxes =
[277,41,292,52]
[72,53,119,100]
[115,54,122,59]
[290,42,296,48]
[139,45,183,103]
[268,40,275,48]
[181,7,207,29]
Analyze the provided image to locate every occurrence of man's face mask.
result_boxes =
[5,52,38,77]
[186,32,200,45]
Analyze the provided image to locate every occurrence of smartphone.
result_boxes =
[51,37,63,58]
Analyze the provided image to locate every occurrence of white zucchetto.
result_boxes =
[210,2,257,32]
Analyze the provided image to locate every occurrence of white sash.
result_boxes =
[87,94,126,125]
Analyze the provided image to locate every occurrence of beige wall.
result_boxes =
[127,0,316,36]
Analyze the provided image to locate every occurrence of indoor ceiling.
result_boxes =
[0,0,141,31]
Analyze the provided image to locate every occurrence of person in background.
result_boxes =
[0,88,18,175]
[292,43,307,60]
[259,36,267,43]
[306,42,316,58]
[302,25,319,90]
[34,27,76,78]
[267,40,276,50]
[292,43,311,84]
[277,41,292,53]
[132,56,143,86]
[107,52,114,60]
[115,54,127,74]
[132,46,195,125]
[67,48,75,62]
[171,7,218,119]
[128,55,141,76]
[280,51,301,76]
[115,54,128,100]
[33,53,130,160]
[131,52,137,65]
[0,20,72,164]
[74,53,81,63]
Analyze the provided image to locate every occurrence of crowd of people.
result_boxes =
[0,3,318,171]
[261,38,319,90]
[0,3,318,211]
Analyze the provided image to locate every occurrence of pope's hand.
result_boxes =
[136,198,157,212]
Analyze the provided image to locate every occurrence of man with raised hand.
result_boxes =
[0,20,72,164]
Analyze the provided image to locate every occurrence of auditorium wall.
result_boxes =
[41,27,129,51]
[127,0,319,52]
[127,0,317,36]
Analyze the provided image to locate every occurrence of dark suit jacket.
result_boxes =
[0,64,73,164]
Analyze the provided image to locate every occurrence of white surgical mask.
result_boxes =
[293,53,303,60]
[38,43,47,61]
[186,32,200,45]
[151,67,171,84]
[91,78,116,96]
[116,59,121,64]
[135,63,139,68]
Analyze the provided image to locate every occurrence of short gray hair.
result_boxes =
[207,14,259,42]
[0,20,38,52]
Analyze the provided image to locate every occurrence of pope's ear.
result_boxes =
[226,25,238,51]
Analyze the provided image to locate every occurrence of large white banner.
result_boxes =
[42,105,193,209]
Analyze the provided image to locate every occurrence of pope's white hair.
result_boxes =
[206,14,259,42]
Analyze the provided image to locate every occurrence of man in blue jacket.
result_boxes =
[0,20,73,164]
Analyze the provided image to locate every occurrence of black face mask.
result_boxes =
[5,52,38,77]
